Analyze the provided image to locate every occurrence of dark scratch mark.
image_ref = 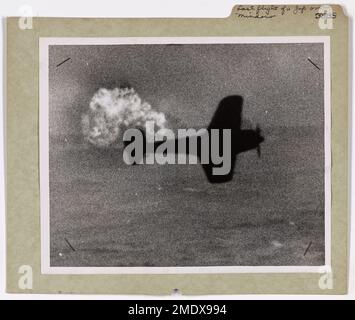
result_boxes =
[64,237,76,251]
[307,58,321,70]
[303,241,313,256]
[172,288,181,295]
[56,58,71,68]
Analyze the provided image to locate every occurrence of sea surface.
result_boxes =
[49,126,325,267]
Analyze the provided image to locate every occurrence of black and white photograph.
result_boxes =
[40,37,330,272]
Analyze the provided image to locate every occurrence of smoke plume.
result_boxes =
[82,88,168,148]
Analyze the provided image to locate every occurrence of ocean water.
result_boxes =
[49,126,325,267]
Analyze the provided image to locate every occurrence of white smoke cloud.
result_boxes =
[82,87,168,148]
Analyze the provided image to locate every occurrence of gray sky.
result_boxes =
[49,43,324,136]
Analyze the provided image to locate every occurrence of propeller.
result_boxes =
[256,124,261,135]
[256,124,262,158]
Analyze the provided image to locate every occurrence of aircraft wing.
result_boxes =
[201,151,237,183]
[208,95,243,131]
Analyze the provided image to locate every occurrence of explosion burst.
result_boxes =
[82,88,168,148]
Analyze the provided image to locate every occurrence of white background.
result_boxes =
[0,0,353,300]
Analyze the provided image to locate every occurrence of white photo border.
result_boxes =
[39,36,331,275]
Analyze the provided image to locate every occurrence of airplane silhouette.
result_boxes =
[124,95,264,183]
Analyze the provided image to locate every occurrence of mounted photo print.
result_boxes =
[6,5,349,294]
